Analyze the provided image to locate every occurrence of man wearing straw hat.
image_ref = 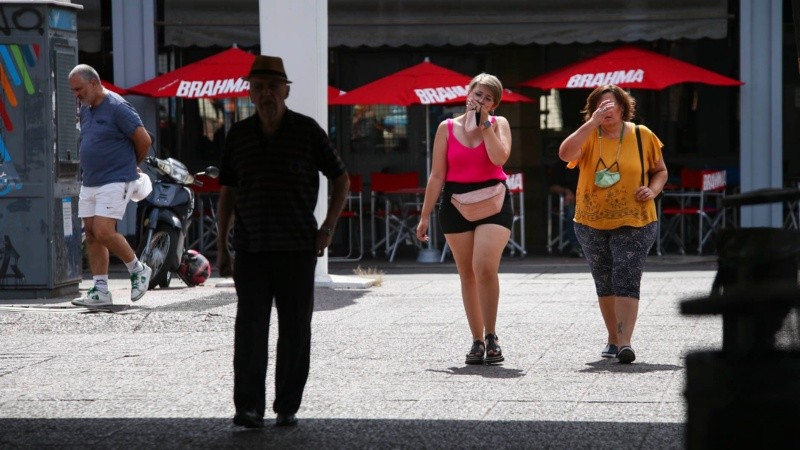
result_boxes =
[216,55,350,428]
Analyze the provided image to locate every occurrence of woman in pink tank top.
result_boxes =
[416,73,513,365]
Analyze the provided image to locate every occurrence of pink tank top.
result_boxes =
[445,118,507,183]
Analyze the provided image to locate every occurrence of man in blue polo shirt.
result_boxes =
[68,64,153,307]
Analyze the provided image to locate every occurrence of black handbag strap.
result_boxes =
[635,125,645,186]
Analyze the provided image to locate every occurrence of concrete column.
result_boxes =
[110,0,157,133]
[739,0,783,227]
[260,0,331,281]
[110,0,158,235]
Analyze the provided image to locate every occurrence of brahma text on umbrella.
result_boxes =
[566,69,645,88]
[176,79,249,98]
[414,85,469,104]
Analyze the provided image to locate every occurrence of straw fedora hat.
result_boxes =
[242,55,293,83]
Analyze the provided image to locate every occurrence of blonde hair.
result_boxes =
[468,73,503,108]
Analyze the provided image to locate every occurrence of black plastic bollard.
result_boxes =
[684,350,800,450]
[682,225,800,449]
[710,228,800,351]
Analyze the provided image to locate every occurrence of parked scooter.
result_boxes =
[136,155,219,289]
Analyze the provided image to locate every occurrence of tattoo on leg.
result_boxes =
[617,322,623,334]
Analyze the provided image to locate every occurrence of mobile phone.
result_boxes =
[475,107,481,127]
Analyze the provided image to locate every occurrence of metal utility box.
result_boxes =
[0,1,84,298]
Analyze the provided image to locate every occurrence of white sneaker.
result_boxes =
[72,286,113,307]
[130,263,152,302]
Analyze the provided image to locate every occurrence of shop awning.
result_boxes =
[76,0,730,51]
[328,0,730,47]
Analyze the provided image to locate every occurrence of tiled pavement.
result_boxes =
[0,254,729,448]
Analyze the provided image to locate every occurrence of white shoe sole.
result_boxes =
[72,299,112,308]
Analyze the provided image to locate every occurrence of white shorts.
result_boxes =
[78,182,135,220]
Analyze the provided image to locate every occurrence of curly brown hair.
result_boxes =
[580,84,636,122]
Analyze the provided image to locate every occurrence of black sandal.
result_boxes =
[465,340,485,365]
[484,333,504,364]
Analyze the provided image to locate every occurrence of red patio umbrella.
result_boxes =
[329,59,532,106]
[330,59,532,176]
[127,47,344,103]
[519,46,743,90]
[440,88,534,105]
[127,47,256,99]
[329,59,472,107]
[102,80,129,95]
[328,85,346,103]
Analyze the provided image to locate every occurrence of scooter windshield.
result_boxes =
[157,158,193,184]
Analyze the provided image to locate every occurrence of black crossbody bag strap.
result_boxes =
[635,125,645,186]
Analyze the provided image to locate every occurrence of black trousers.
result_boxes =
[232,250,317,417]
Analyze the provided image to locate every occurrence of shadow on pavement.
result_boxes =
[0,418,684,449]
[314,288,371,312]
[580,359,684,373]
[426,365,526,379]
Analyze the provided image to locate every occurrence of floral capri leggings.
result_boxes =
[573,222,658,300]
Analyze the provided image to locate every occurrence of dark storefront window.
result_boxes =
[171,96,254,170]
[349,105,407,153]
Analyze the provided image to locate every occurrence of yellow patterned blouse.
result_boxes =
[566,122,664,230]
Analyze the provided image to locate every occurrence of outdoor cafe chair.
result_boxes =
[369,171,420,259]
[658,168,727,255]
[329,173,364,261]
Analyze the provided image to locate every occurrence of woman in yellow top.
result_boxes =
[558,84,668,364]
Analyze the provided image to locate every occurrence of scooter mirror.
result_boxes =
[200,166,220,179]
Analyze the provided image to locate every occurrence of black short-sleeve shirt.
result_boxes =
[219,109,347,252]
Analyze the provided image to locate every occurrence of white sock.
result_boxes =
[125,258,143,273]
[93,276,109,292]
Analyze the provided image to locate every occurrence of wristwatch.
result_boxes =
[319,226,335,237]
[482,120,492,129]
